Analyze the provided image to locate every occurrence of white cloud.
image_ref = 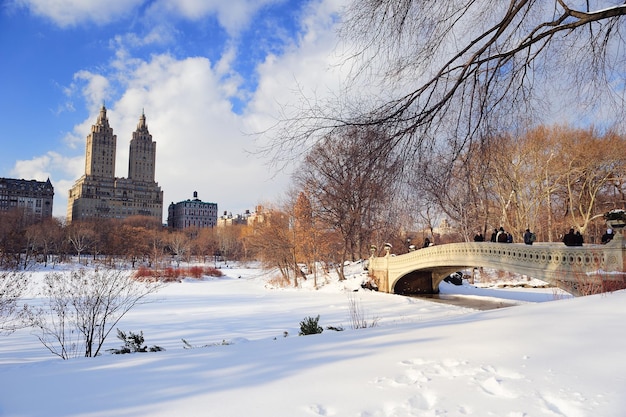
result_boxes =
[73,71,111,109]
[14,0,143,27]
[244,0,349,134]
[64,51,286,217]
[117,26,177,49]
[11,151,81,180]
[14,0,292,39]
[150,0,285,35]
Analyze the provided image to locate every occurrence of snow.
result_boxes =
[1,262,625,417]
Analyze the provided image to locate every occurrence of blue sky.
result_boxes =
[0,0,346,220]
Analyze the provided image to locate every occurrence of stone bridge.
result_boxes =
[368,232,626,296]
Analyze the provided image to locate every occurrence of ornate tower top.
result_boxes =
[96,105,110,128]
[136,109,149,133]
[128,110,157,182]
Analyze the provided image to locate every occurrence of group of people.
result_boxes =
[562,228,584,246]
[563,227,617,245]
[473,227,515,243]
[471,226,617,246]
[485,227,514,243]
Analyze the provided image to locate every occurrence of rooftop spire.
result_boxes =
[136,110,148,133]
[96,104,108,126]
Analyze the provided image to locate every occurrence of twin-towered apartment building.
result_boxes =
[4,106,261,230]
[65,105,220,229]
[66,105,165,223]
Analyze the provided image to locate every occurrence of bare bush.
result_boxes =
[0,271,29,334]
[27,268,163,359]
[347,294,379,330]
[133,266,225,281]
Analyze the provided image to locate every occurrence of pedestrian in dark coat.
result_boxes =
[563,229,576,246]
[523,229,535,245]
[601,229,614,244]
[574,231,584,246]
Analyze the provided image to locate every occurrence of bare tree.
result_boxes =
[247,208,299,285]
[25,218,64,267]
[268,1,626,191]
[66,221,95,264]
[27,268,162,359]
[214,224,247,263]
[427,124,626,242]
[167,231,190,267]
[147,228,167,268]
[293,191,317,284]
[0,209,30,268]
[558,129,626,232]
[295,127,401,279]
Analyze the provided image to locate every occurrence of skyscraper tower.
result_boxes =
[67,106,163,223]
[85,105,116,178]
[128,110,157,182]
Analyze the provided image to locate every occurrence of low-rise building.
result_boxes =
[0,177,54,219]
[167,191,218,229]
[217,205,266,227]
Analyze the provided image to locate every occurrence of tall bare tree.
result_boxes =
[428,124,626,242]
[295,127,401,279]
[247,208,299,285]
[25,218,64,267]
[293,191,315,276]
[269,1,626,191]
[66,221,95,264]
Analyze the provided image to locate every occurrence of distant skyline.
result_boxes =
[0,0,348,220]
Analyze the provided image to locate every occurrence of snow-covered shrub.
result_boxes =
[107,329,164,354]
[299,315,323,335]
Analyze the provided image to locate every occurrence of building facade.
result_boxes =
[167,192,218,229]
[217,205,265,227]
[67,105,163,223]
[0,177,54,219]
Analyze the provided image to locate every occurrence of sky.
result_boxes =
[1,262,625,416]
[0,0,348,220]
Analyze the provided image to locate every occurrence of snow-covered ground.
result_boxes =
[0,262,625,417]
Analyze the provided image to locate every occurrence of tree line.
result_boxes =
[1,125,623,284]
[0,212,250,270]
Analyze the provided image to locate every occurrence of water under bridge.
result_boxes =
[368,232,626,296]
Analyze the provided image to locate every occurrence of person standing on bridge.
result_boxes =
[496,227,508,243]
[563,228,576,246]
[490,229,498,242]
[574,231,584,246]
[523,229,536,245]
[602,228,614,244]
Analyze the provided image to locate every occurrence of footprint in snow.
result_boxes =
[305,404,336,416]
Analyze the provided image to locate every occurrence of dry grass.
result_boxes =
[133,266,224,282]
[266,274,291,288]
